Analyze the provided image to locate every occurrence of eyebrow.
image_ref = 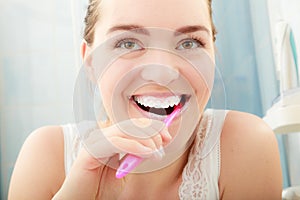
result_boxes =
[174,25,210,36]
[107,24,150,35]
[107,24,210,36]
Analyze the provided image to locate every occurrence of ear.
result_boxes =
[81,40,89,60]
[81,40,93,66]
[81,40,96,82]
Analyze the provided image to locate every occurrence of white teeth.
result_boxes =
[134,95,181,108]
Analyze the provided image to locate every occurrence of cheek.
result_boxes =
[181,51,215,108]
[98,60,134,113]
[191,75,211,108]
[98,79,113,118]
[99,60,127,93]
[180,62,213,109]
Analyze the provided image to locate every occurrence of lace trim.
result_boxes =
[178,110,213,200]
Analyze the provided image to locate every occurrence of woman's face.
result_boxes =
[87,0,215,136]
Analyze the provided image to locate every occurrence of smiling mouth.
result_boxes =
[131,94,189,116]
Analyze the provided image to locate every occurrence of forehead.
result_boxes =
[98,0,210,32]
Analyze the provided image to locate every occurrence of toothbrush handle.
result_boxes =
[115,154,143,179]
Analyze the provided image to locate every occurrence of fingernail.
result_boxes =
[153,146,165,160]
[158,145,165,157]
[153,149,162,160]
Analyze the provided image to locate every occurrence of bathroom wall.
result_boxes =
[0,0,84,198]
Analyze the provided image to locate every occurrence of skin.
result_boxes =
[8,0,283,199]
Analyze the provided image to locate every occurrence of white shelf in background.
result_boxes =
[264,88,300,134]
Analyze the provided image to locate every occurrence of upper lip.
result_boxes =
[130,93,183,98]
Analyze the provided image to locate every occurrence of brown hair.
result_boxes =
[83,0,101,45]
[83,0,217,45]
[208,0,217,41]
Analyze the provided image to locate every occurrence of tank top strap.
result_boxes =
[61,120,101,175]
[179,109,229,200]
[200,109,229,158]
[61,123,82,175]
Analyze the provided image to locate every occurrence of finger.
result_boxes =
[138,134,165,160]
[83,129,117,159]
[103,124,159,151]
[86,125,158,160]
[112,118,166,139]
[109,137,154,158]
[160,127,172,144]
[151,134,163,149]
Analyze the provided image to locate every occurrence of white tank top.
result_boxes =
[62,109,228,200]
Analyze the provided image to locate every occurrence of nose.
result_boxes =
[141,65,179,85]
[140,50,179,85]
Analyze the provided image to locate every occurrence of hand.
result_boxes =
[53,118,172,199]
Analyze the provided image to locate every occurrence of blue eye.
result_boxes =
[176,38,202,50]
[115,39,143,50]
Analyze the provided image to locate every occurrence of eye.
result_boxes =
[176,38,203,50]
[115,38,143,50]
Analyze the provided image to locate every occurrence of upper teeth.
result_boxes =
[134,95,181,108]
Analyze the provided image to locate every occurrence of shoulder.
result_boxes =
[8,125,65,199]
[219,110,282,199]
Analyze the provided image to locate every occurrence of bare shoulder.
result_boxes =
[219,110,282,199]
[8,126,65,199]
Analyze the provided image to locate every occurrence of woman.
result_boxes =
[8,0,282,199]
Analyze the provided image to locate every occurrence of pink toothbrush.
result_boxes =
[115,106,181,179]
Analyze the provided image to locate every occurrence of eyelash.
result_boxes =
[188,35,206,48]
[176,36,207,51]
[114,36,206,50]
[115,38,144,50]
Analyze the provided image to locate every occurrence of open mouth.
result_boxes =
[132,94,189,116]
